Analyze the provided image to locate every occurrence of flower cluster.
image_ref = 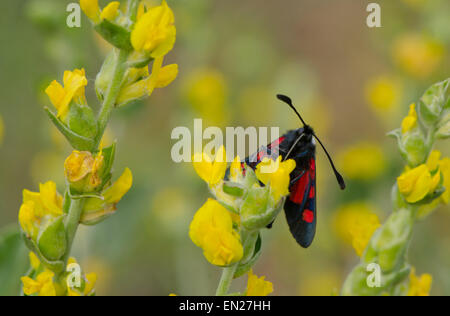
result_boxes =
[342,79,449,296]
[190,146,295,295]
[21,252,97,296]
[18,0,177,296]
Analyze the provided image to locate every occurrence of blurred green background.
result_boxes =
[0,0,449,296]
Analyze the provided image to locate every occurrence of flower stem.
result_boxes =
[216,264,239,296]
[93,49,129,150]
[61,198,85,272]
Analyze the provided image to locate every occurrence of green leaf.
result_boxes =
[0,226,28,296]
[234,234,262,278]
[45,107,95,151]
[223,182,245,197]
[94,19,132,51]
[37,216,67,261]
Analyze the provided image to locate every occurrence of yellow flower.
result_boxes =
[131,0,176,58]
[100,1,120,21]
[246,270,273,296]
[189,199,243,266]
[29,252,41,270]
[365,76,402,113]
[333,202,380,245]
[349,211,381,257]
[80,0,100,23]
[64,150,104,191]
[397,164,440,203]
[117,58,178,105]
[393,33,444,79]
[401,104,418,133]
[255,156,296,201]
[439,158,450,204]
[19,181,63,239]
[185,69,228,125]
[21,270,56,296]
[193,146,227,187]
[408,268,432,296]
[45,69,88,120]
[67,258,98,296]
[103,167,133,204]
[337,142,386,181]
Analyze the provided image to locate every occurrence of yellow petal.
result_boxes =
[407,168,432,203]
[80,0,100,22]
[210,146,227,186]
[39,281,56,296]
[19,201,37,237]
[246,270,274,296]
[401,103,418,133]
[130,0,176,56]
[202,229,243,266]
[155,64,178,88]
[39,181,63,216]
[439,158,450,204]
[29,252,41,270]
[64,151,95,182]
[103,168,133,204]
[427,150,441,172]
[84,273,97,295]
[21,276,41,296]
[100,1,120,21]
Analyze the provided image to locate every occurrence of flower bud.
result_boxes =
[419,79,449,127]
[64,150,104,193]
[37,216,67,261]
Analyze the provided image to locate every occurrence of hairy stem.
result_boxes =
[93,49,129,150]
[216,264,239,296]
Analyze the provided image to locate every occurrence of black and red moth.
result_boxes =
[244,95,345,248]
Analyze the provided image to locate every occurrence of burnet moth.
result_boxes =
[244,94,346,248]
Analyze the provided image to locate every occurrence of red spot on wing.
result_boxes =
[308,185,315,199]
[302,209,314,223]
[309,158,316,180]
[290,172,309,204]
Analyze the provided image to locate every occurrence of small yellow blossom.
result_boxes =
[67,258,98,296]
[349,212,381,257]
[337,142,386,181]
[408,268,432,296]
[45,69,88,120]
[80,0,100,23]
[100,1,120,21]
[29,252,41,270]
[246,270,273,296]
[117,58,178,105]
[397,164,440,203]
[255,156,296,201]
[131,0,176,58]
[365,76,402,113]
[21,270,56,296]
[193,146,227,187]
[189,199,243,266]
[185,69,228,125]
[103,167,133,204]
[333,202,380,248]
[19,181,63,239]
[64,150,104,191]
[393,33,444,79]
[401,104,418,133]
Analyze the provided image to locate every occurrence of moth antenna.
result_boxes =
[277,94,308,127]
[313,133,346,190]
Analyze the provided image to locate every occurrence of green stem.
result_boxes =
[93,49,129,150]
[127,0,140,23]
[216,264,239,296]
[58,48,129,277]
